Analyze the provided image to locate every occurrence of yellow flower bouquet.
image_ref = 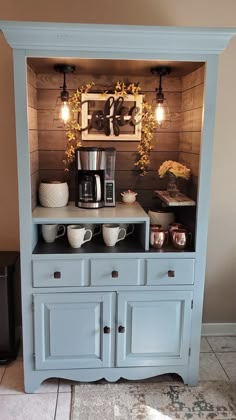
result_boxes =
[158,160,191,180]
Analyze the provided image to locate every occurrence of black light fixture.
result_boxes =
[54,64,75,123]
[151,66,171,128]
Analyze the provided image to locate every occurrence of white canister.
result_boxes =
[39,181,69,208]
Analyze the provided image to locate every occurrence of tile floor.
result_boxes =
[0,336,236,419]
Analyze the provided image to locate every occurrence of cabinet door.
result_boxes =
[34,292,114,370]
[116,291,192,367]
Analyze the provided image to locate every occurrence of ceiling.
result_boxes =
[27,57,204,77]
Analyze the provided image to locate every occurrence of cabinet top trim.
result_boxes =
[0,21,235,55]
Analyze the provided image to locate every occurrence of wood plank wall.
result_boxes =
[27,65,39,210]
[36,73,181,210]
[180,66,205,200]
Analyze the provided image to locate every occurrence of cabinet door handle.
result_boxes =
[168,270,175,278]
[54,271,61,279]
[111,270,119,278]
[118,325,125,333]
[103,326,111,334]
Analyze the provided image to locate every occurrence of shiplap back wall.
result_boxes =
[179,66,205,199]
[27,63,204,211]
[28,65,39,209]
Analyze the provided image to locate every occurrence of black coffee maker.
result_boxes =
[75,147,105,209]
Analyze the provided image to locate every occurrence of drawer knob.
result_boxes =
[168,270,175,278]
[103,326,111,334]
[111,270,119,278]
[54,271,61,279]
[118,325,125,333]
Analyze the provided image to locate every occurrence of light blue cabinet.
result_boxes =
[1,21,233,392]
[116,291,193,367]
[33,290,192,371]
[34,292,114,369]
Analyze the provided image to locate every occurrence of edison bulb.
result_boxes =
[61,102,70,123]
[155,103,165,126]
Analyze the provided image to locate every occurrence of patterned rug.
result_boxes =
[71,381,236,419]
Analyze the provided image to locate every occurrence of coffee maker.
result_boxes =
[75,147,116,209]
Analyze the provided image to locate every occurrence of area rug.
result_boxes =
[71,381,236,420]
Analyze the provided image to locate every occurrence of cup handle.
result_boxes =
[125,224,134,237]
[117,228,126,243]
[83,229,92,244]
[56,225,66,239]
[165,231,169,244]
[93,225,101,237]
[188,232,192,244]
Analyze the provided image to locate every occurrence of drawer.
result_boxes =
[146,259,194,285]
[90,259,144,286]
[32,260,88,287]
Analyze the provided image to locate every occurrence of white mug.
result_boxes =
[82,224,101,237]
[102,224,126,247]
[41,224,66,243]
[67,225,92,248]
[119,223,134,238]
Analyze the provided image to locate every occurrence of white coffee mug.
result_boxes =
[83,224,101,237]
[67,225,92,248]
[119,223,134,238]
[102,224,126,247]
[41,224,66,243]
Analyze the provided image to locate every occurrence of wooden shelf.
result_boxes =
[33,232,145,255]
[32,201,149,223]
[154,190,196,207]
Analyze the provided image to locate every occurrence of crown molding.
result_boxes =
[0,21,235,55]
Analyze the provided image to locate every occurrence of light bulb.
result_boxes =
[61,102,70,123]
[155,103,165,126]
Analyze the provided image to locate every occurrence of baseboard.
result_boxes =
[202,323,236,336]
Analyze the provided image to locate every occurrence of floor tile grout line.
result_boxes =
[53,388,59,420]
[0,367,7,386]
[205,336,215,352]
[213,351,236,354]
[213,352,231,381]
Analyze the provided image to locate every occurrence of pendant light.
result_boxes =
[151,66,171,128]
[54,64,75,123]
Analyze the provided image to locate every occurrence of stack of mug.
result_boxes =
[41,223,134,248]
[150,222,192,250]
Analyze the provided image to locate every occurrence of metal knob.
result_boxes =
[112,270,119,278]
[118,325,125,333]
[168,270,175,278]
[103,326,111,334]
[54,271,61,279]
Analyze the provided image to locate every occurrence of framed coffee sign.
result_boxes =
[81,93,143,141]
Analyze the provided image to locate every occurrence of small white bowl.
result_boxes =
[148,210,175,229]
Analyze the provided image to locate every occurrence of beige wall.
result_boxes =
[1,0,236,322]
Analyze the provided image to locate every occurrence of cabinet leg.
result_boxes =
[23,372,47,393]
